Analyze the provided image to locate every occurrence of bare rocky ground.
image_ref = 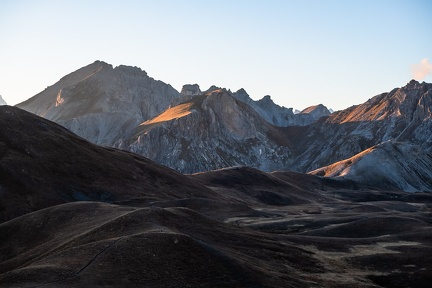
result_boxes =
[1,106,431,287]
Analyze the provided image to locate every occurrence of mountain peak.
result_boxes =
[236,88,247,94]
[301,104,331,118]
[204,85,221,93]
[0,95,6,105]
[259,95,273,103]
[406,79,420,88]
[113,64,148,77]
[181,84,201,96]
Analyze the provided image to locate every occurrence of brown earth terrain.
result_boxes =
[1,106,431,287]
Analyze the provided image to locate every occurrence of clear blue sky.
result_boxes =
[1,0,431,110]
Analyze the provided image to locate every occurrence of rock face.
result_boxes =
[232,89,330,126]
[16,61,180,145]
[118,89,292,173]
[300,104,331,119]
[180,84,201,96]
[0,96,6,106]
[309,141,432,192]
[291,80,432,173]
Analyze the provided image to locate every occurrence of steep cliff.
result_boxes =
[118,89,292,173]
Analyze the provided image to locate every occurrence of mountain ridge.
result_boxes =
[13,61,432,191]
[291,79,432,173]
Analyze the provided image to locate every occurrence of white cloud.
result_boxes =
[412,58,432,80]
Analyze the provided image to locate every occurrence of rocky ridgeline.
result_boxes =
[117,89,292,173]
[231,88,331,126]
[15,62,432,191]
[291,80,432,173]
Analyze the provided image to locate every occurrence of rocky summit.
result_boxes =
[0,95,6,106]
[17,61,180,145]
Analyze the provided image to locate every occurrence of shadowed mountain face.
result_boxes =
[16,61,180,145]
[0,106,217,222]
[1,106,432,287]
[119,89,293,173]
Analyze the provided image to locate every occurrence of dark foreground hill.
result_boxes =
[1,106,432,287]
[0,106,217,222]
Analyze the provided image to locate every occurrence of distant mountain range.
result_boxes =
[15,61,432,192]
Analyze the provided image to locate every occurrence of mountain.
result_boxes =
[117,89,293,173]
[291,80,432,172]
[310,141,432,192]
[16,60,180,145]
[14,62,432,184]
[0,96,6,105]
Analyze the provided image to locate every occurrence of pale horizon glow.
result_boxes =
[1,0,431,111]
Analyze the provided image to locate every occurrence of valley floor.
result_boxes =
[1,187,431,288]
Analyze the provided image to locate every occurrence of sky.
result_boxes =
[1,0,431,111]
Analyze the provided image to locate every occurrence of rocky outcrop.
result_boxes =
[0,96,6,105]
[16,61,180,145]
[181,84,201,96]
[232,89,330,126]
[310,141,432,192]
[300,104,331,119]
[117,89,292,173]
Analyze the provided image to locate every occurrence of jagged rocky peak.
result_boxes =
[114,64,148,77]
[257,95,276,107]
[300,104,331,118]
[291,80,432,173]
[204,85,222,93]
[329,80,432,124]
[0,95,6,105]
[231,89,332,126]
[123,88,292,173]
[181,84,201,96]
